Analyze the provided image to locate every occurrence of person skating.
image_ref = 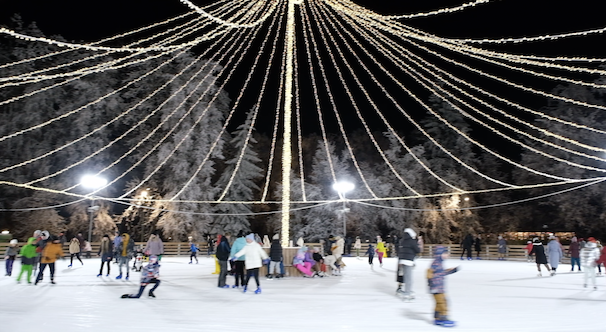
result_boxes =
[229,231,247,288]
[353,236,362,259]
[568,237,581,272]
[460,234,473,260]
[188,240,200,264]
[231,233,269,294]
[68,236,83,267]
[97,234,113,277]
[121,255,161,298]
[474,235,482,260]
[35,235,64,285]
[581,237,601,289]
[497,235,507,261]
[547,236,563,276]
[396,228,420,301]
[112,230,122,264]
[268,234,282,278]
[530,238,551,277]
[116,233,135,280]
[216,235,231,288]
[366,243,375,268]
[4,239,19,276]
[375,236,387,267]
[17,237,38,284]
[144,233,164,261]
[427,246,459,327]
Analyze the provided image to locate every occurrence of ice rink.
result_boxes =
[1,254,604,331]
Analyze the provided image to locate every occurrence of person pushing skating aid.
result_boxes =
[121,255,161,298]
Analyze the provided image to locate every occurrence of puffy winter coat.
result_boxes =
[397,233,419,262]
[547,240,563,268]
[376,241,387,257]
[69,238,81,254]
[235,241,269,269]
[427,247,458,294]
[215,237,231,261]
[497,239,507,254]
[41,242,64,263]
[530,242,548,264]
[230,237,247,261]
[20,238,38,265]
[269,239,283,261]
[568,241,580,258]
[581,242,601,267]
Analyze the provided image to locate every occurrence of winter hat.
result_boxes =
[9,239,18,245]
[237,230,245,238]
[532,238,541,243]
[571,236,577,242]
[434,246,449,256]
[41,230,50,240]
[272,234,279,240]
[588,237,597,243]
[149,255,158,264]
[245,233,255,241]
[404,228,417,239]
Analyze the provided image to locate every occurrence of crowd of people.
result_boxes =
[5,229,606,328]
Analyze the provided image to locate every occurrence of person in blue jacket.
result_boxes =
[188,239,200,264]
[427,246,459,328]
[229,231,247,288]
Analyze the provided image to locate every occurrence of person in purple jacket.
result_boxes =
[568,237,581,272]
[427,246,459,328]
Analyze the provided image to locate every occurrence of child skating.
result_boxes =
[366,243,375,268]
[17,237,37,283]
[188,240,200,264]
[4,239,19,276]
[427,246,459,328]
[121,255,161,298]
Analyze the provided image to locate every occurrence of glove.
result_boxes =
[262,258,270,265]
[230,257,237,262]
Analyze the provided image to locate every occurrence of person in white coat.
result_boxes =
[546,236,563,276]
[232,233,269,294]
[580,237,601,290]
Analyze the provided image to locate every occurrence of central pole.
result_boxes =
[281,0,300,247]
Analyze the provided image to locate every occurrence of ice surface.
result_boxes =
[1,255,604,331]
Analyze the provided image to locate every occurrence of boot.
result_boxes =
[116,274,122,280]
[254,287,262,294]
[149,291,156,298]
[243,286,247,293]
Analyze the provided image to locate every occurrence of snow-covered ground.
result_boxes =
[1,255,604,331]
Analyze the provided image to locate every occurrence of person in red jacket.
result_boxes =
[596,244,606,270]
[524,240,533,262]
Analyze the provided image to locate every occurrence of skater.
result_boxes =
[530,238,551,277]
[345,236,352,256]
[216,234,231,288]
[268,234,282,278]
[580,237,601,289]
[396,228,420,300]
[4,239,19,276]
[98,234,113,277]
[497,235,507,260]
[474,234,482,260]
[17,237,38,284]
[188,240,200,264]
[33,230,49,275]
[112,230,122,264]
[460,234,474,260]
[116,233,135,280]
[84,240,92,258]
[366,243,375,267]
[427,246,459,327]
[35,235,64,285]
[68,236,83,267]
[547,236,563,276]
[353,236,361,259]
[376,236,387,267]
[231,233,269,294]
[568,237,581,272]
[144,233,164,261]
[75,233,85,253]
[230,231,247,288]
[121,255,161,298]
[418,232,425,258]
[333,236,346,269]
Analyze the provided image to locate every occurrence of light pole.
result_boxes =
[81,175,107,243]
[332,181,354,237]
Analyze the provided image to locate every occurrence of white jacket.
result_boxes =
[580,242,601,267]
[235,241,269,269]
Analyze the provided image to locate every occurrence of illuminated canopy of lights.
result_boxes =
[2,0,606,243]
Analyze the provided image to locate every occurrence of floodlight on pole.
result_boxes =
[80,175,107,243]
[332,181,354,237]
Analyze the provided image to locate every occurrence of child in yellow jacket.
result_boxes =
[35,235,64,285]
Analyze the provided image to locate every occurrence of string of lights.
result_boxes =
[325,0,492,20]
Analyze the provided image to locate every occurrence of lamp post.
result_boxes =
[332,181,354,237]
[81,175,107,243]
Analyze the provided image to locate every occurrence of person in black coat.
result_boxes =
[268,234,283,278]
[460,234,474,260]
[216,235,231,288]
[474,235,482,260]
[396,228,420,298]
[529,238,551,277]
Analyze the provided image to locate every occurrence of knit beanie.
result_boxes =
[246,233,255,241]
[272,234,279,240]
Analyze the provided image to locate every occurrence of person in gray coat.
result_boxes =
[497,235,507,260]
[547,236,563,276]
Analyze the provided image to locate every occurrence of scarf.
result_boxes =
[121,233,130,257]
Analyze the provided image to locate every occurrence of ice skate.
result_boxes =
[125,275,129,280]
[232,285,239,289]
[242,286,247,293]
[97,273,102,277]
[116,274,122,280]
[435,319,456,327]
[149,291,156,298]
[254,287,262,294]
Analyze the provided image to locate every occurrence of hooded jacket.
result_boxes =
[234,240,269,269]
[215,236,231,261]
[20,237,38,265]
[581,242,601,267]
[397,230,420,262]
[230,236,247,261]
[427,246,458,294]
[41,242,64,264]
